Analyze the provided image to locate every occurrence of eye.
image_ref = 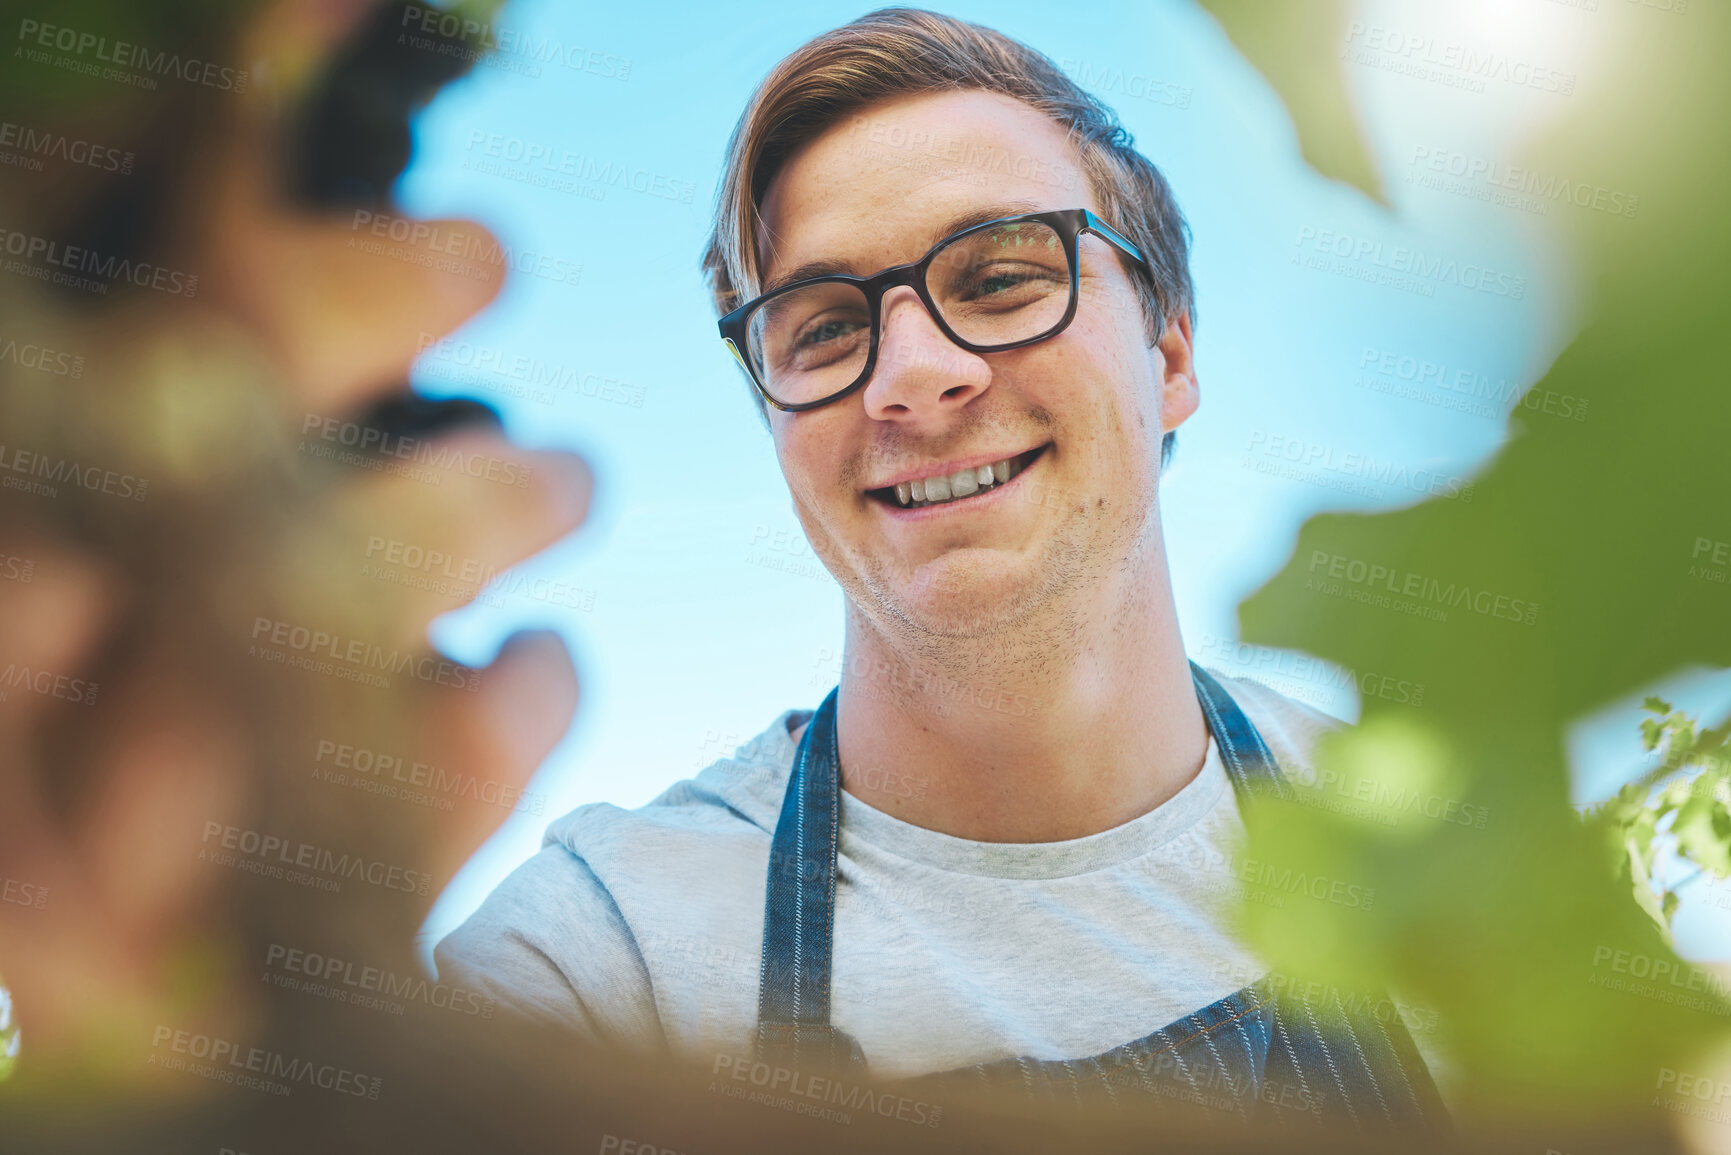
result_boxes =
[796,316,866,348]
[958,262,1061,305]
[973,268,1035,296]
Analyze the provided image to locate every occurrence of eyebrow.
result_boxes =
[759,199,1051,296]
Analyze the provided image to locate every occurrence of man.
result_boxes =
[439,7,1446,1132]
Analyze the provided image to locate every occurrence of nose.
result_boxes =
[860,286,992,426]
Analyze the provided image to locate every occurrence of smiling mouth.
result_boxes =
[867,444,1049,510]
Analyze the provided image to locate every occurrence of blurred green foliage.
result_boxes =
[1202,0,1731,1125]
[1191,0,1385,203]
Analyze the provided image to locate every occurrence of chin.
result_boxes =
[870,549,1052,640]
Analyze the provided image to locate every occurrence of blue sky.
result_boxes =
[395,0,1729,961]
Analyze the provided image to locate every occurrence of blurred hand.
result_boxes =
[0,0,589,1084]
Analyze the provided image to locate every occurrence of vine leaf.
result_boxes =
[1196,0,1385,203]
[1674,793,1731,878]
[1202,0,1731,1119]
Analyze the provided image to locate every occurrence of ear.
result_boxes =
[1155,310,1199,433]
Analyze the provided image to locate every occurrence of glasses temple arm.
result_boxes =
[1082,211,1150,268]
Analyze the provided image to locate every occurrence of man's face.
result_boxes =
[756,89,1197,639]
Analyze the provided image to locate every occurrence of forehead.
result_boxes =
[756,89,1095,285]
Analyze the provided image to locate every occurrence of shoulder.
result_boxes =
[435,707,811,1032]
[541,706,812,858]
[434,843,650,1040]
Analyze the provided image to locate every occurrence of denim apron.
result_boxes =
[752,661,1450,1133]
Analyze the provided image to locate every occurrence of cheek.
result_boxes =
[772,422,824,500]
[1092,331,1165,439]
[1049,326,1153,437]
[772,426,857,540]
[1042,335,1164,496]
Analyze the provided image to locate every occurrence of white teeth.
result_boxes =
[891,452,1034,508]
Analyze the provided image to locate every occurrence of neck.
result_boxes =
[832,543,1207,843]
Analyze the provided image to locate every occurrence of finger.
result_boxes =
[414,629,579,891]
[237,0,389,112]
[76,670,251,951]
[174,0,509,421]
[0,539,117,729]
[278,435,593,649]
[203,154,508,418]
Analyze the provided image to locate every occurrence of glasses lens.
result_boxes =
[746,280,872,406]
[929,220,1071,347]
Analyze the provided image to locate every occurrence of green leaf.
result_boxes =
[1631,806,1660,857]
[1626,840,1669,933]
[1196,0,1386,203]
[1641,717,1666,751]
[1673,795,1731,877]
[1658,777,1694,813]
[1219,0,1731,1118]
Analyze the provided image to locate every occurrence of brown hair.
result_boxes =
[701,7,1195,465]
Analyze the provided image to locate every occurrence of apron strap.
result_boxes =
[753,687,863,1070]
[1189,661,1294,806]
[753,662,1285,1069]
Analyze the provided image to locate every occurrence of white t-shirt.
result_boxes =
[436,672,1424,1082]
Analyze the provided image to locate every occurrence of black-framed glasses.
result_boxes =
[717,208,1149,413]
